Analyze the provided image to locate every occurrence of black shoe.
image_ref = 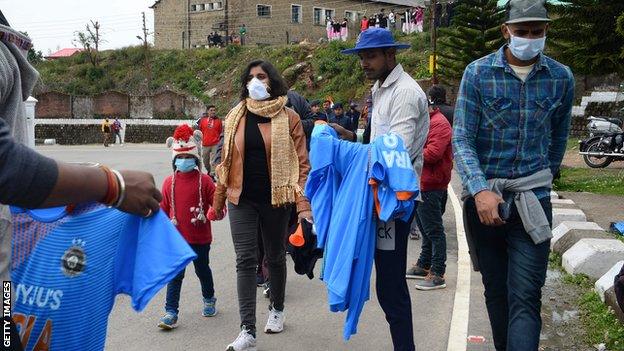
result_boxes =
[406,265,430,280]
[414,274,446,291]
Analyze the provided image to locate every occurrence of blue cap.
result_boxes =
[341,28,410,54]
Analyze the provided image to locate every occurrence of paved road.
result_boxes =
[37,144,494,351]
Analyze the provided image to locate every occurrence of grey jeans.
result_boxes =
[202,145,218,174]
[228,199,291,331]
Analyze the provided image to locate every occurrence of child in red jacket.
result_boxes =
[158,124,217,330]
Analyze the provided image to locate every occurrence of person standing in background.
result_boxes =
[346,102,361,133]
[195,105,223,176]
[428,85,454,125]
[239,24,247,45]
[341,17,349,41]
[112,117,124,145]
[361,16,369,32]
[102,118,111,147]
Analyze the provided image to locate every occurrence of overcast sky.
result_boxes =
[2,0,155,55]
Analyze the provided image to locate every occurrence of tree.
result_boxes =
[73,20,103,67]
[549,0,624,77]
[617,12,624,59]
[437,0,505,82]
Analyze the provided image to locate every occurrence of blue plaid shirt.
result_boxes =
[453,46,575,198]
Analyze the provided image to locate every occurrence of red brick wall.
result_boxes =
[35,91,71,118]
[93,91,130,117]
[153,91,186,119]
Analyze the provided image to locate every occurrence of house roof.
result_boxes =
[46,48,82,59]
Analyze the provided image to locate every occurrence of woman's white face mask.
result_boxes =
[247,77,270,101]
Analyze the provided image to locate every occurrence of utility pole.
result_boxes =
[187,0,191,49]
[430,0,438,84]
[224,0,229,46]
[138,12,152,93]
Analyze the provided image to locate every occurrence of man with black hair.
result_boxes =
[427,85,454,125]
[195,104,222,175]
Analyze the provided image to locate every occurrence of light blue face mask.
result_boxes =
[175,158,197,173]
[509,35,546,61]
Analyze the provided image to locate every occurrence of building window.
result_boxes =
[190,4,197,11]
[198,3,205,10]
[314,8,334,26]
[207,3,214,10]
[313,8,323,25]
[291,4,302,23]
[257,4,271,17]
[345,11,360,22]
[214,2,222,10]
[324,9,335,21]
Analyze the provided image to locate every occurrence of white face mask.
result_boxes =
[247,77,270,101]
[508,34,546,61]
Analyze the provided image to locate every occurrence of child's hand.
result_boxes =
[207,206,226,221]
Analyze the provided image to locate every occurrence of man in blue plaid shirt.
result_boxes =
[453,1,574,350]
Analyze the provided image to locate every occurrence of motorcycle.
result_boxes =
[586,108,624,137]
[579,132,624,168]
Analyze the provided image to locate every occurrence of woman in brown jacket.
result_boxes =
[211,60,312,351]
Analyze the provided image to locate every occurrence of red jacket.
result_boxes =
[421,109,453,191]
[160,170,215,244]
[198,116,223,146]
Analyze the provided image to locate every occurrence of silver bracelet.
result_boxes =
[110,169,126,208]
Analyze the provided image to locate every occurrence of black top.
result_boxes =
[0,118,58,208]
[332,23,342,32]
[241,112,271,204]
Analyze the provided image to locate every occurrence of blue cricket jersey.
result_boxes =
[10,204,196,351]
[370,133,420,222]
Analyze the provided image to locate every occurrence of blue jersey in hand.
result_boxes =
[10,205,196,351]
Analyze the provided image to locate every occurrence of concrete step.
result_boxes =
[553,208,587,228]
[551,221,604,252]
[595,261,624,302]
[553,229,612,255]
[562,239,624,280]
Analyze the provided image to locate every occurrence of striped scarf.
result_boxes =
[216,96,302,206]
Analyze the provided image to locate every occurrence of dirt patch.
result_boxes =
[540,269,594,351]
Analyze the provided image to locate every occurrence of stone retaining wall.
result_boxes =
[35,119,195,145]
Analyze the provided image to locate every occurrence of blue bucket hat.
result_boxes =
[341,28,410,54]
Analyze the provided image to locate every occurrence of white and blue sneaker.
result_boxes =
[158,312,178,330]
[226,327,257,351]
[203,297,218,317]
[264,308,284,334]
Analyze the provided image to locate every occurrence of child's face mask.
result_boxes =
[175,157,197,173]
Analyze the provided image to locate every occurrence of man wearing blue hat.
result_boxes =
[453,1,574,350]
[342,27,429,351]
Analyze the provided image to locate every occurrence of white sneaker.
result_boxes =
[226,328,257,351]
[264,308,285,334]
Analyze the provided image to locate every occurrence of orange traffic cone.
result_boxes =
[289,223,305,247]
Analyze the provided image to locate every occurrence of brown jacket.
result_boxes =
[213,107,311,213]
